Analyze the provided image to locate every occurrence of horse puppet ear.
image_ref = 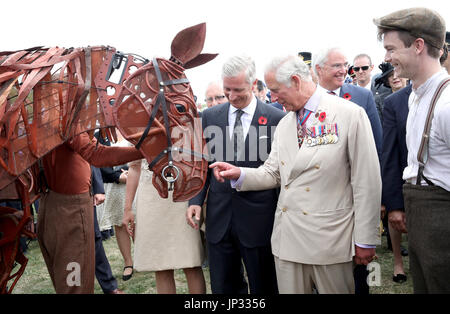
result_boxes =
[170,23,217,67]
[183,53,218,69]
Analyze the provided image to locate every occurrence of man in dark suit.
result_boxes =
[312,47,383,294]
[91,166,123,294]
[381,84,412,283]
[187,55,285,294]
[339,83,382,156]
[312,47,383,159]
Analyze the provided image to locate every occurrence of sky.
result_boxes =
[3,0,449,103]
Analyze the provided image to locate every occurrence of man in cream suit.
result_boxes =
[210,55,381,294]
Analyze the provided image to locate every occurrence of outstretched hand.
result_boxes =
[209,162,241,183]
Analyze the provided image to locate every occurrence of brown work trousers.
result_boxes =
[37,190,95,294]
[403,183,450,294]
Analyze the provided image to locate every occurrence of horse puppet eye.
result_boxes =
[174,103,186,113]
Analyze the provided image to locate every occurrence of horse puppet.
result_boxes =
[0,23,216,293]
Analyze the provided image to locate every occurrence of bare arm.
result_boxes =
[122,159,142,239]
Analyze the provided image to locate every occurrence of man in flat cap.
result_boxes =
[374,7,450,294]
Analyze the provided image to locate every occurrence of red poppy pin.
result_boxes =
[343,93,352,101]
[258,116,267,125]
[318,112,326,122]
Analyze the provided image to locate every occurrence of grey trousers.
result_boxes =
[403,183,450,294]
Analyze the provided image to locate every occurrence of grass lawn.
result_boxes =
[11,232,411,294]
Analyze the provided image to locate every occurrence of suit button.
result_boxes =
[306,187,310,192]
[285,185,289,190]
[302,211,308,215]
[281,161,285,166]
[314,164,320,169]
[282,207,287,212]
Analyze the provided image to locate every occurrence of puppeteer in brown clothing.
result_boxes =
[37,132,142,294]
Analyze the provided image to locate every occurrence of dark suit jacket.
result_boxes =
[91,166,105,195]
[381,85,412,212]
[269,102,284,111]
[189,99,285,248]
[340,84,383,159]
[94,132,129,184]
[371,75,393,124]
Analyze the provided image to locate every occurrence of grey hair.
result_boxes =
[221,55,256,85]
[264,55,312,87]
[353,53,373,65]
[205,80,223,93]
[312,47,345,76]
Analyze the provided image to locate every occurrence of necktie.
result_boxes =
[233,109,245,161]
[327,90,336,95]
[297,108,307,148]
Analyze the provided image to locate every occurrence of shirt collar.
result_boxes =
[229,96,257,116]
[317,84,341,98]
[413,69,448,98]
[303,87,323,113]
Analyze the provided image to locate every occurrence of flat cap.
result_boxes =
[373,7,446,49]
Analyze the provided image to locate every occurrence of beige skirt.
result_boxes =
[133,161,204,272]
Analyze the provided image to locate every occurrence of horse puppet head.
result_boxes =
[95,23,217,201]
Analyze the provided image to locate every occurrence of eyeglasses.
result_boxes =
[205,95,226,103]
[325,62,349,70]
[353,66,370,72]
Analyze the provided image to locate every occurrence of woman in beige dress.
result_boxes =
[122,158,205,293]
[96,129,136,281]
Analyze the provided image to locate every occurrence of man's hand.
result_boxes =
[209,162,241,183]
[186,205,202,229]
[122,210,135,240]
[118,169,128,183]
[388,210,407,233]
[354,246,377,265]
[380,205,386,220]
[94,194,105,206]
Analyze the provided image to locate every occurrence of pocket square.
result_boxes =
[259,135,269,140]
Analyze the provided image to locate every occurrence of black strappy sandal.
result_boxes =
[122,266,134,281]
[392,273,407,283]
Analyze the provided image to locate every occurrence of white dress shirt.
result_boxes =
[317,84,341,98]
[403,69,450,191]
[228,96,257,139]
[357,82,372,91]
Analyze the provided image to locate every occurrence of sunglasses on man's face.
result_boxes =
[353,66,370,72]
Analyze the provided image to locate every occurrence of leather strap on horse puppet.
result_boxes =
[135,58,207,185]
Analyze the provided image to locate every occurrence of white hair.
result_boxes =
[205,80,223,95]
[311,47,346,76]
[221,55,256,85]
[265,55,312,87]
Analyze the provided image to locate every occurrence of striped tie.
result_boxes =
[233,109,244,161]
[297,108,307,148]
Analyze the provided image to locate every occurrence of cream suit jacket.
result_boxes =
[238,93,381,265]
